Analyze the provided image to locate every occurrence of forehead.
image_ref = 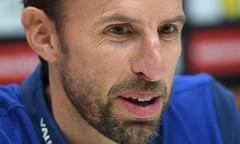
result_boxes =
[62,0,184,25]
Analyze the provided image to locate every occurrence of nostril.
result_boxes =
[131,57,165,82]
[134,72,151,81]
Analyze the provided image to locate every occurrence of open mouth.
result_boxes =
[121,96,158,107]
[117,94,161,118]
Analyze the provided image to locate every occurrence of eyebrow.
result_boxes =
[95,14,186,26]
[95,14,141,26]
[162,15,186,25]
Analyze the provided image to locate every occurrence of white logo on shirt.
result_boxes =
[40,117,54,144]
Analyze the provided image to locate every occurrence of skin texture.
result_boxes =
[22,0,185,144]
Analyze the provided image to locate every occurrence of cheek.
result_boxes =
[90,54,130,87]
[68,46,130,91]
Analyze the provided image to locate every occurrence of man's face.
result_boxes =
[57,0,185,143]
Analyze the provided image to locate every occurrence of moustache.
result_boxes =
[108,77,167,98]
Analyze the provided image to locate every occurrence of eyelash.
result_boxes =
[104,23,179,41]
[158,24,178,35]
[105,24,132,35]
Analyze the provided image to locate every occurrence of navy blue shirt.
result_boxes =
[0,65,240,144]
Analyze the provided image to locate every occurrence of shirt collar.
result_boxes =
[19,64,68,144]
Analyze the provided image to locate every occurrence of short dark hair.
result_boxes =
[22,0,62,23]
[22,0,63,87]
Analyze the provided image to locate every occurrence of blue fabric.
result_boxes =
[0,84,39,144]
[18,65,68,144]
[0,65,239,144]
[211,80,240,144]
[160,74,223,144]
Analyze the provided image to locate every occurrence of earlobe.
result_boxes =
[21,7,58,62]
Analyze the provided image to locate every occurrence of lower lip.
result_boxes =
[117,97,161,118]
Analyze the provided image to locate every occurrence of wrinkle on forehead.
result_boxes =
[105,0,182,11]
[65,0,183,17]
[61,0,184,37]
[95,0,184,27]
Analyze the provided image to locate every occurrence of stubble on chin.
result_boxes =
[60,58,169,144]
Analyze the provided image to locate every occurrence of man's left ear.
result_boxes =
[21,7,59,62]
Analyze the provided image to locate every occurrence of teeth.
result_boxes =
[131,96,153,102]
[145,97,153,101]
[131,96,138,100]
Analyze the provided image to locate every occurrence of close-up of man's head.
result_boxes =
[0,0,239,144]
[20,0,185,144]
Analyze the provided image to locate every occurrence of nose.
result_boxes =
[131,32,165,81]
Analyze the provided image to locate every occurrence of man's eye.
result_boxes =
[104,24,134,42]
[108,25,131,35]
[159,25,176,34]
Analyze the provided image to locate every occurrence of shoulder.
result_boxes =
[171,73,238,121]
[170,73,216,108]
[172,73,238,118]
[173,73,214,93]
[0,84,19,96]
[0,84,21,111]
[162,73,240,144]
[171,73,236,106]
[0,84,40,143]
